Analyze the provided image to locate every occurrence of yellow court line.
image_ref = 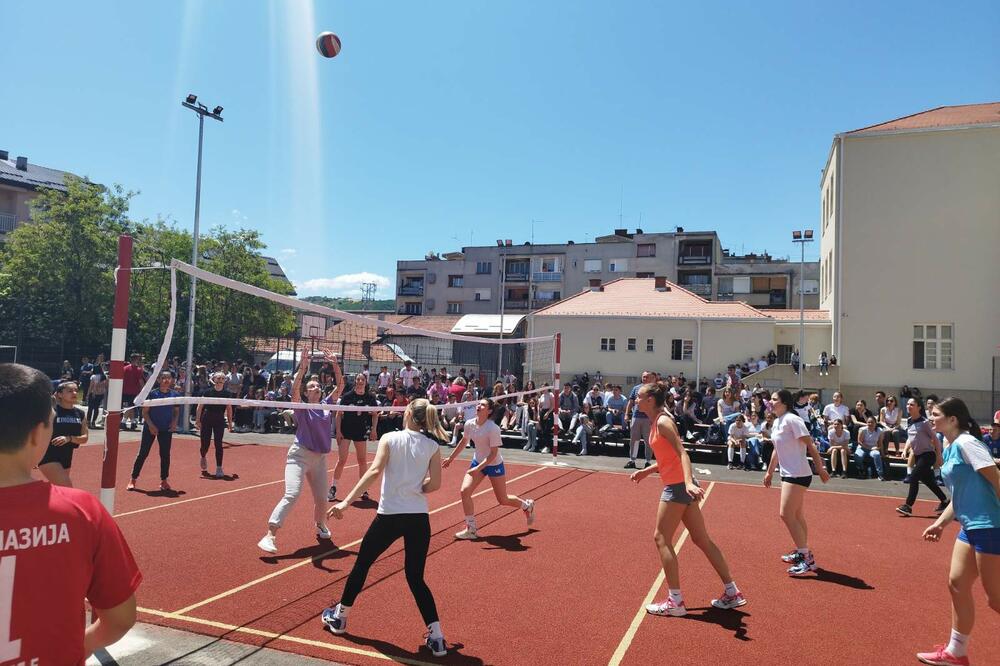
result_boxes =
[174,465,550,615]
[138,606,439,666]
[114,464,358,519]
[607,481,717,666]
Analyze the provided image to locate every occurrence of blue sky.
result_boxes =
[4,1,998,298]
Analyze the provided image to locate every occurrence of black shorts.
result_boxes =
[39,443,76,469]
[780,475,813,488]
[340,421,369,442]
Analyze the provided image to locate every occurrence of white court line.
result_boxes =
[607,481,717,666]
[174,465,551,615]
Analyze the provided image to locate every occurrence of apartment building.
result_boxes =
[0,150,72,239]
[819,102,1000,416]
[396,228,819,316]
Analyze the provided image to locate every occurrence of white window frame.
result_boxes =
[645,338,654,353]
[476,261,492,274]
[627,337,637,352]
[913,323,953,370]
[600,337,616,352]
[583,259,602,273]
[732,276,751,294]
[446,302,462,314]
[474,288,492,301]
[609,258,629,273]
[670,338,694,361]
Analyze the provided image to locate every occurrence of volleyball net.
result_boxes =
[134,260,558,414]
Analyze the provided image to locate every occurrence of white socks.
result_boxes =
[334,603,351,618]
[724,581,739,596]
[464,516,477,530]
[947,629,968,657]
[739,449,746,464]
[907,466,913,475]
[668,589,683,605]
[428,621,444,640]
[727,448,734,463]
[796,546,810,556]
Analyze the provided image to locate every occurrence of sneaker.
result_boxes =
[645,598,687,617]
[787,556,816,576]
[934,500,950,515]
[160,480,172,492]
[642,460,651,468]
[916,645,969,666]
[540,447,550,454]
[902,474,913,483]
[317,524,332,540]
[936,476,946,487]
[200,456,208,472]
[215,468,225,479]
[424,633,447,657]
[327,485,337,502]
[727,463,735,470]
[257,534,278,554]
[454,527,478,540]
[711,591,747,609]
[624,460,637,469]
[781,550,802,563]
[896,504,913,517]
[126,478,136,491]
[321,607,347,635]
[523,499,536,526]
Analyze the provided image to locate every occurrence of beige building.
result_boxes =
[0,150,72,239]
[820,102,1000,417]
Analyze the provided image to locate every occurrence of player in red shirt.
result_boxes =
[121,353,146,430]
[0,363,142,664]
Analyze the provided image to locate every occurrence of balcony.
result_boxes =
[680,283,712,296]
[505,299,530,310]
[0,212,15,233]
[532,271,562,282]
[678,254,712,266]
[504,271,529,282]
[397,284,424,296]
[532,298,561,308]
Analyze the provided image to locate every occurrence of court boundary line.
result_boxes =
[173,465,551,615]
[113,464,358,518]
[607,481,717,666]
[137,606,439,666]
[703,477,947,504]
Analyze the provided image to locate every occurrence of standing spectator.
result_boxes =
[399,360,419,388]
[376,365,392,391]
[60,359,76,381]
[196,372,234,478]
[767,349,777,365]
[983,422,1000,458]
[818,352,829,376]
[790,349,800,374]
[38,381,88,487]
[121,353,145,430]
[79,355,94,400]
[625,371,654,469]
[127,371,179,492]
[87,365,107,428]
[0,363,141,664]
[713,373,725,390]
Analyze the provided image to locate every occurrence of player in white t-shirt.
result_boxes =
[443,398,535,539]
[763,389,829,576]
[399,361,420,388]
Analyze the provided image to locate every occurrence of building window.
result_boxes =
[476,261,492,274]
[583,259,602,273]
[913,324,953,370]
[636,272,654,278]
[404,302,422,315]
[637,243,656,257]
[732,276,751,294]
[646,338,654,352]
[625,375,639,386]
[627,337,636,352]
[600,337,616,352]
[609,259,629,273]
[446,302,462,314]
[670,339,694,361]
[448,275,463,288]
[474,288,491,301]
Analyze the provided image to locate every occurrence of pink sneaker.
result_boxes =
[645,597,687,617]
[711,591,747,609]
[916,645,969,666]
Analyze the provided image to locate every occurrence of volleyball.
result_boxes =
[316,32,342,58]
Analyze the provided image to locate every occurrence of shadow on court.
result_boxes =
[260,541,355,573]
[795,568,875,589]
[479,528,538,552]
[681,606,751,641]
[128,487,187,498]
[328,630,486,666]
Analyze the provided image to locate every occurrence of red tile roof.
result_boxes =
[759,309,830,322]
[846,102,1000,135]
[533,279,772,320]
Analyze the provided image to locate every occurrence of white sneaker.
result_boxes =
[257,534,278,554]
[523,499,536,526]
[200,456,207,472]
[317,524,332,540]
[454,526,478,540]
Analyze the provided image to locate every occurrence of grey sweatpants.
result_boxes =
[268,443,329,529]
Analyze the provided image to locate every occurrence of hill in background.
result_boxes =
[301,295,396,311]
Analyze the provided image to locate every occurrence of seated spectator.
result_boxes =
[746,411,772,471]
[252,388,270,433]
[716,387,741,425]
[822,392,850,429]
[448,389,477,446]
[572,413,594,455]
[557,383,581,433]
[427,375,448,404]
[406,376,428,400]
[440,392,460,431]
[727,414,751,470]
[849,399,874,442]
[583,384,606,429]
[982,422,1000,458]
[827,419,851,478]
[856,416,886,480]
[602,385,627,433]
[520,397,541,452]
[537,385,556,454]
[879,395,905,454]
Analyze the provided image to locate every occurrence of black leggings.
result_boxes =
[132,426,173,481]
[200,414,226,466]
[341,513,438,625]
[906,451,948,506]
[87,398,102,427]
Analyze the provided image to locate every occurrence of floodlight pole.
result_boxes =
[791,230,814,393]
[180,98,223,432]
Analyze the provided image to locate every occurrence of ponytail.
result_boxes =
[405,399,449,442]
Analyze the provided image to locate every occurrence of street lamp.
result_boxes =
[180,94,223,431]
[791,229,814,392]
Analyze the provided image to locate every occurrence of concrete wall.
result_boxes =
[773,323,832,365]
[837,127,1000,398]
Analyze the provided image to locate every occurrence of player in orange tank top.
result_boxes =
[630,381,746,616]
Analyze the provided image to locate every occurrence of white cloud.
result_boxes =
[279,248,297,256]
[297,272,391,298]
[230,208,248,221]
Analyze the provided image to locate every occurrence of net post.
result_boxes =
[101,234,133,513]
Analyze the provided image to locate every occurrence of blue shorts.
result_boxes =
[958,527,1000,555]
[470,458,506,477]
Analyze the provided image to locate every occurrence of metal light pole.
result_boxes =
[497,241,506,386]
[791,229,814,393]
[180,94,223,431]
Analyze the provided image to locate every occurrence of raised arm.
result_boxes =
[291,352,310,403]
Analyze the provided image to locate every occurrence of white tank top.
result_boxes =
[378,429,440,515]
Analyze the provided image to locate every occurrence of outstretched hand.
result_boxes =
[327,501,349,520]
[922,524,943,542]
